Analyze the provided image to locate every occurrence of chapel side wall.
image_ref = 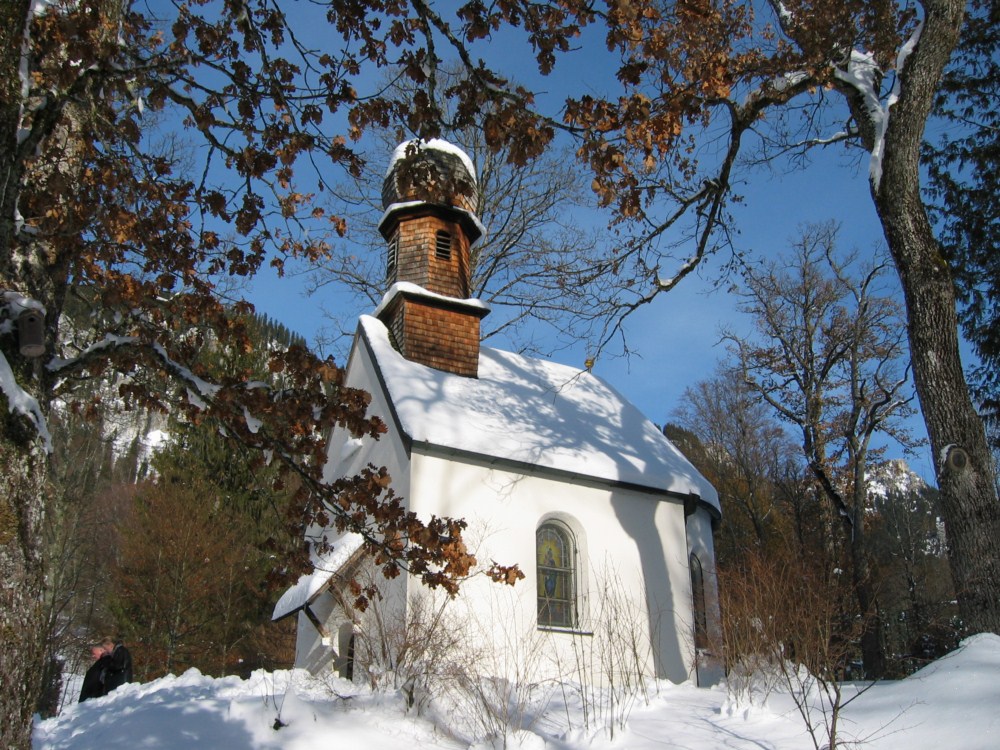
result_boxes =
[323,335,411,499]
[406,451,696,685]
[686,506,724,686]
[295,334,413,676]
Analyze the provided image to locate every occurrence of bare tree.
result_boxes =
[724,222,917,677]
[672,369,802,561]
[720,547,867,750]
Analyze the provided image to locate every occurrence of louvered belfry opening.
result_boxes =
[377,140,488,377]
[434,230,452,262]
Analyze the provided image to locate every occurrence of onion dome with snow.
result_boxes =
[381,138,478,214]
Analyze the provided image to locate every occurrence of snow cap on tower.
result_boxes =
[381,138,479,216]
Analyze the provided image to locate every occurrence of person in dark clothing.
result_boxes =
[100,637,133,693]
[79,645,111,703]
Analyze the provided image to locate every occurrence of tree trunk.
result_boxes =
[874,0,1000,635]
[1,426,49,750]
[0,0,31,270]
[2,3,53,748]
[851,536,885,678]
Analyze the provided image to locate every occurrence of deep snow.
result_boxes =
[35,634,1000,749]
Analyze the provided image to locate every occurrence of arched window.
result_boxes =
[434,230,452,261]
[690,554,708,650]
[537,522,576,628]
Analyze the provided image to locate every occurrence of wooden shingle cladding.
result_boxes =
[381,144,478,214]
[379,206,474,299]
[377,289,487,378]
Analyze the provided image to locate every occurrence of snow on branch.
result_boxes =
[0,351,52,451]
[742,70,811,109]
[149,341,222,402]
[833,20,925,190]
[656,254,701,291]
[46,333,139,373]
[1,291,51,450]
[48,334,328,455]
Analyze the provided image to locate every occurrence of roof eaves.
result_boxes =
[271,544,368,623]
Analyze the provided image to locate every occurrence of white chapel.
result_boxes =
[274,139,722,687]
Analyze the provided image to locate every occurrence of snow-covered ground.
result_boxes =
[35,634,1000,749]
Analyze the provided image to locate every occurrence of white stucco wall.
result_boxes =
[293,334,413,675]
[322,337,411,499]
[407,450,697,684]
[293,589,339,674]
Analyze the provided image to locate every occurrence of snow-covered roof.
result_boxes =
[271,533,364,621]
[377,200,488,241]
[373,282,490,318]
[357,315,719,512]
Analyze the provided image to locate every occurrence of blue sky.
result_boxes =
[237,2,951,484]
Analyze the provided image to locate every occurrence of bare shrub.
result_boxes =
[437,594,552,748]
[350,559,657,745]
[719,549,866,749]
[555,564,655,740]
[349,572,552,747]
[352,583,464,712]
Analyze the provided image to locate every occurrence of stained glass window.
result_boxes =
[537,522,576,628]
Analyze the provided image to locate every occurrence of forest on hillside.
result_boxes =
[38,310,306,715]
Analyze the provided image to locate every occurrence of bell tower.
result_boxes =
[376,140,488,377]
